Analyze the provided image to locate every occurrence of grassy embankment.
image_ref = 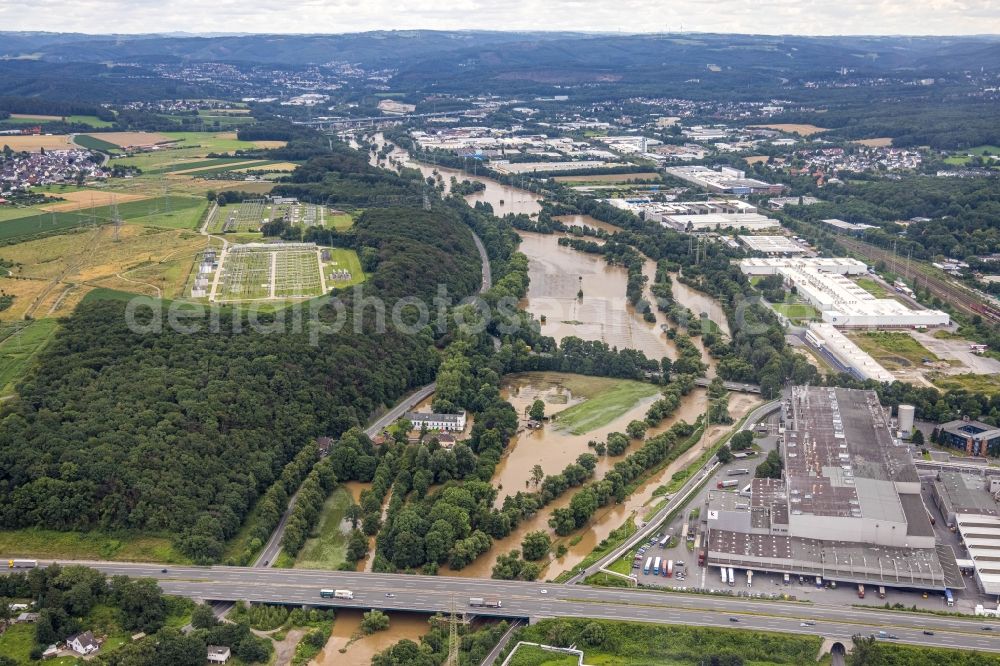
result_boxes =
[0,528,190,563]
[503,618,822,666]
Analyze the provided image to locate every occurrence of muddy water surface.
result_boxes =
[311,610,429,666]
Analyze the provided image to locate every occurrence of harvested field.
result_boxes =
[750,123,828,136]
[0,135,75,151]
[853,137,893,147]
[252,140,289,149]
[38,190,150,212]
[744,155,770,165]
[9,113,62,121]
[167,159,266,175]
[232,161,299,172]
[81,132,172,148]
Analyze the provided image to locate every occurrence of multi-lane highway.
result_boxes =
[11,560,998,654]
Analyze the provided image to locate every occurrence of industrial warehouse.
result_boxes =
[704,386,964,593]
[740,257,950,328]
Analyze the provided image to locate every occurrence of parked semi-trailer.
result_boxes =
[667,560,674,578]
[878,586,886,599]
[746,570,753,588]
[727,567,735,586]
[858,584,865,599]
[944,589,954,607]
[643,557,652,574]
[720,566,727,584]
[653,557,661,575]
[469,597,502,608]
[717,480,739,489]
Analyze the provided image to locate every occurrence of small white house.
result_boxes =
[207,645,232,664]
[67,631,99,655]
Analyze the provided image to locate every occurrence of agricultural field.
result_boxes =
[749,123,828,136]
[850,331,938,369]
[944,145,1000,165]
[0,134,76,151]
[853,137,894,147]
[80,131,172,148]
[6,113,114,127]
[552,379,660,434]
[38,189,151,212]
[0,195,207,243]
[1,224,209,309]
[328,211,354,230]
[0,318,60,396]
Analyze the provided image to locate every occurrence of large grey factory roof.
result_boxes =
[934,471,999,518]
[783,387,917,520]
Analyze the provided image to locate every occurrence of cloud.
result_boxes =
[0,0,998,35]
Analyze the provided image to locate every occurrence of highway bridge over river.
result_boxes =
[7,560,998,655]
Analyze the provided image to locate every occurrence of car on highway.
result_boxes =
[540,589,548,594]
[385,593,395,598]
[729,617,739,623]
[923,631,934,636]
[983,626,994,631]
[161,568,168,573]
[800,621,815,627]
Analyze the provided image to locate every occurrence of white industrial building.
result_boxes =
[705,386,961,591]
[605,198,779,232]
[739,235,809,255]
[404,411,467,432]
[663,213,778,232]
[740,257,949,328]
[665,165,785,195]
[805,323,895,383]
[929,472,1000,596]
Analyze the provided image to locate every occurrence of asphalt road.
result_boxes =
[572,400,782,582]
[11,560,998,654]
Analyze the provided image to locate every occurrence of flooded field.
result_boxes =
[518,232,673,360]
[311,610,429,665]
[441,371,767,581]
[670,273,731,338]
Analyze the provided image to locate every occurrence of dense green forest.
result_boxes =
[0,145,485,562]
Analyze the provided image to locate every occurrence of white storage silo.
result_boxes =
[898,404,915,436]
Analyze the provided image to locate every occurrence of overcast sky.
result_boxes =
[2,0,998,35]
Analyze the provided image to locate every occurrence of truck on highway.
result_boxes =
[857,584,865,599]
[653,557,661,575]
[334,590,354,600]
[727,567,735,587]
[469,597,501,608]
[8,559,37,569]
[320,589,335,598]
[667,560,674,578]
[717,479,739,489]
[643,556,652,574]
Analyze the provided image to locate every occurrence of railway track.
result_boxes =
[836,236,1000,324]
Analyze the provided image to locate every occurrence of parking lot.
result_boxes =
[622,425,985,613]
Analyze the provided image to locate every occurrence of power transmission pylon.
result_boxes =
[112,196,122,242]
[446,596,460,666]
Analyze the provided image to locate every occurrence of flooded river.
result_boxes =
[311,610,429,665]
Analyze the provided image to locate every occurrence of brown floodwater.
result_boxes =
[310,609,429,666]
[517,231,673,361]
[671,272,731,338]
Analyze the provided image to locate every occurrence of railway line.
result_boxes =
[836,236,1000,324]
